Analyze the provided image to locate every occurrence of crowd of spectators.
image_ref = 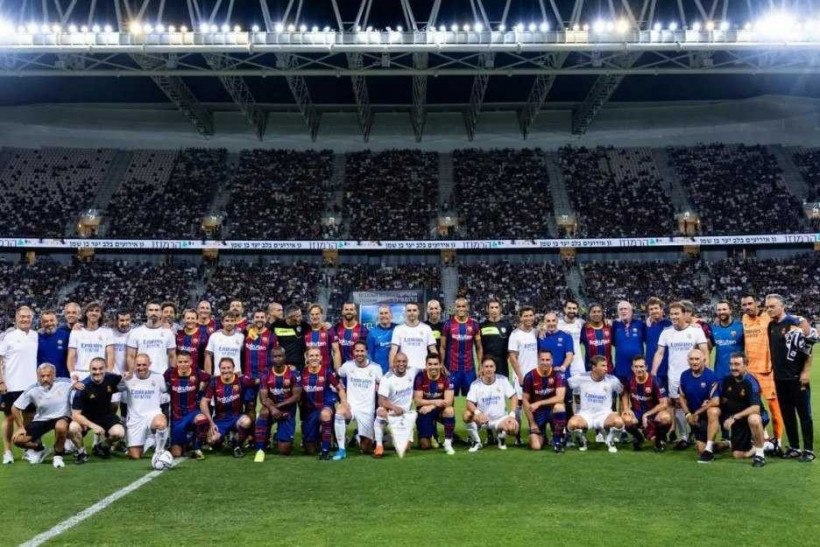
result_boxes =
[0,148,115,237]
[668,144,806,235]
[201,260,320,314]
[557,146,676,238]
[327,264,442,317]
[581,259,711,317]
[457,261,568,319]
[226,149,334,240]
[344,150,438,240]
[449,149,552,239]
[790,147,820,203]
[0,259,73,328]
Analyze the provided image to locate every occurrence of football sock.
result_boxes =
[675,409,688,438]
[466,422,481,443]
[552,412,567,444]
[334,414,347,448]
[443,416,455,440]
[705,440,714,452]
[606,426,624,444]
[254,414,269,451]
[320,419,332,452]
[154,428,168,452]
[374,416,387,445]
[754,446,765,458]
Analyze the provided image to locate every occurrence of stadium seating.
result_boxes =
[328,264,443,317]
[450,149,553,239]
[226,149,334,240]
[0,259,73,329]
[558,146,676,238]
[668,144,806,235]
[0,148,115,237]
[790,147,820,202]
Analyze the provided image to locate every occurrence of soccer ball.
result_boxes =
[151,450,174,470]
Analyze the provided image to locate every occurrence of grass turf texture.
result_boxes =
[4,356,819,546]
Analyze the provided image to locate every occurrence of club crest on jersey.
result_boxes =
[548,378,554,385]
[501,327,507,333]
[731,331,737,337]
[740,388,745,397]
[106,386,111,393]
[700,382,706,388]
[645,387,652,394]
[189,375,196,383]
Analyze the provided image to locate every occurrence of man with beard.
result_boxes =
[127,302,176,374]
[176,309,208,371]
[37,310,69,379]
[67,302,113,381]
[425,300,445,355]
[305,304,341,370]
[272,305,310,370]
[645,297,672,390]
[711,300,744,379]
[557,299,585,379]
[334,302,368,364]
[204,312,245,375]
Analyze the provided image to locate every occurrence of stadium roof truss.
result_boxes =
[1,0,820,139]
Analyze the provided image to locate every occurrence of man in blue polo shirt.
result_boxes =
[37,310,70,378]
[711,300,743,379]
[645,297,672,390]
[612,300,646,385]
[538,312,575,379]
[366,305,395,373]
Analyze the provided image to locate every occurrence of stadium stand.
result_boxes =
[557,146,676,238]
[0,259,73,329]
[328,264,443,314]
[0,147,115,237]
[226,149,334,240]
[668,144,806,235]
[344,150,438,240]
[450,148,553,239]
[790,147,820,202]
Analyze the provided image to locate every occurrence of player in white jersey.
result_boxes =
[204,311,245,374]
[507,306,538,443]
[651,301,709,446]
[464,357,519,452]
[0,306,38,465]
[333,341,382,460]
[11,363,73,467]
[119,353,169,460]
[373,352,418,458]
[107,310,132,415]
[557,299,585,378]
[67,302,113,381]
[389,302,437,373]
[566,355,625,453]
[126,302,176,374]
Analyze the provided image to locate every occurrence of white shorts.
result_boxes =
[387,412,417,435]
[111,392,122,404]
[126,415,159,448]
[479,415,510,432]
[576,409,613,430]
[667,369,685,399]
[349,408,375,440]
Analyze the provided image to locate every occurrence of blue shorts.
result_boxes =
[272,414,296,443]
[214,416,241,438]
[417,408,446,439]
[301,407,332,443]
[450,370,476,396]
[531,408,554,435]
[171,410,201,445]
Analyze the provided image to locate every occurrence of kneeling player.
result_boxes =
[334,341,382,460]
[254,348,303,461]
[165,351,210,458]
[69,358,125,463]
[522,350,567,453]
[566,355,624,453]
[464,357,519,452]
[620,355,672,452]
[195,357,254,458]
[710,352,769,467]
[120,354,169,459]
[374,352,417,458]
[300,347,345,460]
[414,353,456,455]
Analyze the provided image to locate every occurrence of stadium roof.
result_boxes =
[1,0,820,141]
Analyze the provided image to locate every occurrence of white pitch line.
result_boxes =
[20,457,186,547]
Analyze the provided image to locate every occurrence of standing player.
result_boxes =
[37,310,70,379]
[620,355,672,452]
[119,353,169,460]
[522,351,567,452]
[765,294,815,462]
[508,306,538,442]
[389,303,437,373]
[195,357,254,458]
[267,302,284,325]
[126,302,176,374]
[241,310,277,410]
[651,301,709,448]
[612,300,646,386]
[678,349,722,462]
[333,341,382,460]
[176,309,208,371]
[11,363,73,468]
[196,300,219,333]
[366,305,395,373]
[425,300,445,355]
[304,304,341,370]
[161,302,181,334]
[271,305,310,370]
[59,302,81,334]
[479,298,512,380]
[373,352,417,458]
[414,353,456,455]
[441,298,482,396]
[537,312,574,378]
[710,353,769,467]
[645,297,672,390]
[300,347,346,460]
[107,310,132,418]
[557,299,585,379]
[0,306,38,465]
[68,358,125,463]
[711,300,744,379]
[566,355,625,453]
[334,302,369,364]
[204,311,245,375]
[253,348,303,461]
[67,302,112,381]
[228,299,249,331]
[580,303,613,372]
[165,351,210,458]
[464,357,519,452]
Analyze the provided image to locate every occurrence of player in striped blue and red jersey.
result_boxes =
[413,353,456,454]
[304,304,342,370]
[176,309,209,371]
[164,350,210,458]
[579,304,613,373]
[300,347,347,460]
[196,300,220,338]
[440,298,483,396]
[195,356,254,458]
[228,299,249,332]
[620,355,672,452]
[522,350,567,452]
[253,348,303,461]
[334,302,369,363]
[241,310,277,410]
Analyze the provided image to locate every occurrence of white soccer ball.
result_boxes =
[151,450,174,470]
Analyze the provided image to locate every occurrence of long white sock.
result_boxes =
[705,440,714,452]
[154,428,169,452]
[606,427,624,444]
[334,414,347,449]
[675,408,688,438]
[754,446,765,458]
[374,417,386,445]
[497,430,507,441]
[466,422,481,443]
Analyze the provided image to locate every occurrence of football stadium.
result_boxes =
[0,0,819,545]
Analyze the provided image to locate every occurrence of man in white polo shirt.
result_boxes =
[0,306,38,464]
[389,303,437,373]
